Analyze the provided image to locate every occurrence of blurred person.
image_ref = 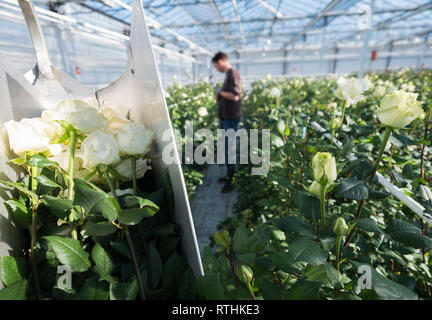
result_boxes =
[212,51,242,193]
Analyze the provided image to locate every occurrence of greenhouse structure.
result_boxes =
[0,0,431,303]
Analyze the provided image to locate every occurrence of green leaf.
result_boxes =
[288,238,327,266]
[92,243,115,283]
[81,221,117,237]
[236,253,256,265]
[232,226,250,254]
[261,278,282,299]
[118,197,159,225]
[0,256,28,287]
[337,177,369,200]
[177,268,197,299]
[268,251,298,273]
[271,134,284,148]
[44,236,91,272]
[34,175,62,190]
[109,280,138,300]
[26,154,54,168]
[385,219,432,249]
[0,180,38,204]
[76,276,110,300]
[73,178,119,222]
[416,184,432,209]
[356,218,383,233]
[336,137,354,159]
[0,279,27,300]
[4,200,31,228]
[294,191,321,221]
[391,169,407,188]
[149,242,163,289]
[352,160,374,182]
[162,252,187,290]
[196,274,224,300]
[285,280,321,300]
[274,215,315,237]
[306,262,342,289]
[42,195,74,220]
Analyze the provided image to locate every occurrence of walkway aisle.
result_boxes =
[191,164,238,255]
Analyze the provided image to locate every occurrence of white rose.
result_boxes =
[376,90,424,128]
[197,107,208,117]
[77,130,120,170]
[116,122,154,156]
[115,159,151,179]
[271,87,281,97]
[312,152,337,184]
[49,145,82,172]
[334,77,368,106]
[100,106,130,133]
[42,99,108,133]
[4,118,62,156]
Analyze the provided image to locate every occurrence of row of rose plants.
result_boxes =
[201,69,432,300]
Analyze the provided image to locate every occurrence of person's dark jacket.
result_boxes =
[217,68,242,120]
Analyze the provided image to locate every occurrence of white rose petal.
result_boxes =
[334,77,367,106]
[77,130,120,170]
[42,99,108,133]
[376,90,424,128]
[4,118,61,156]
[198,107,208,117]
[116,122,154,156]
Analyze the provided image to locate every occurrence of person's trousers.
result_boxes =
[220,118,240,179]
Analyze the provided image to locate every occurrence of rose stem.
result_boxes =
[246,281,256,300]
[30,165,42,300]
[320,184,328,232]
[131,157,153,289]
[67,129,78,240]
[104,169,146,300]
[344,127,392,248]
[337,101,348,140]
[335,235,342,272]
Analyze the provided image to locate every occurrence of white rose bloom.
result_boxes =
[198,107,208,117]
[100,106,130,132]
[77,130,120,170]
[49,145,82,172]
[334,77,368,106]
[115,158,151,179]
[4,118,63,156]
[376,90,424,128]
[42,99,108,133]
[400,82,415,92]
[116,122,154,156]
[271,87,281,98]
[312,152,337,184]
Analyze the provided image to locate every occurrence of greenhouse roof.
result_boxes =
[76,0,432,57]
